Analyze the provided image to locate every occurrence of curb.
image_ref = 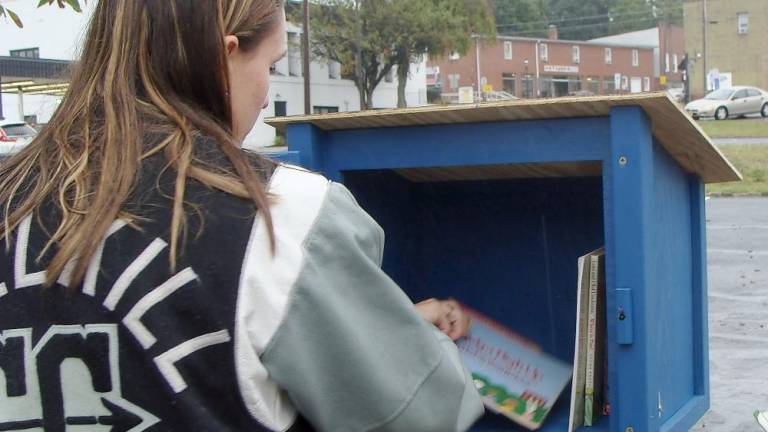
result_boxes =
[707,192,768,198]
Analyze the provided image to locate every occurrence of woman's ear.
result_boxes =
[224,35,240,57]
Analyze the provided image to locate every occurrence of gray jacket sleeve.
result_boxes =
[260,182,483,432]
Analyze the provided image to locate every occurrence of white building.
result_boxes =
[244,22,428,149]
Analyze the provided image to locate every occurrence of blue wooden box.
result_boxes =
[266,94,740,432]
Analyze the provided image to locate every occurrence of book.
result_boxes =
[457,305,573,430]
[567,252,592,432]
[584,249,605,426]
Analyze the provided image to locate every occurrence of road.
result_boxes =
[712,137,768,145]
[693,197,768,431]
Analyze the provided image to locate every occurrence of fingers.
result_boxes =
[415,298,471,341]
[444,300,471,341]
[414,298,441,324]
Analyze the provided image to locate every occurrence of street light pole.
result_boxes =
[302,0,311,115]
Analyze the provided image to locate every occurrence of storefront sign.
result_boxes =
[543,65,579,73]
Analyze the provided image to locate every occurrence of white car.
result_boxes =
[684,86,768,120]
[0,121,38,155]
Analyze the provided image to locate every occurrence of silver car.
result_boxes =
[684,86,768,120]
[0,121,38,155]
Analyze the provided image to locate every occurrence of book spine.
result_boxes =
[584,254,600,426]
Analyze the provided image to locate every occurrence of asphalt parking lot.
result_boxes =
[693,198,768,431]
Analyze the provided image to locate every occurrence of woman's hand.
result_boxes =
[414,298,471,341]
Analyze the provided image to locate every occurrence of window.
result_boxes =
[632,49,639,67]
[665,53,670,73]
[673,54,679,73]
[604,48,612,65]
[733,89,748,99]
[621,76,629,90]
[568,76,582,94]
[313,106,339,114]
[502,73,516,95]
[9,48,39,58]
[604,76,617,94]
[449,51,460,60]
[540,76,553,97]
[747,89,761,97]
[738,13,749,34]
[587,77,600,95]
[448,74,460,90]
[504,41,513,60]
[522,74,534,98]
[643,77,651,92]
[540,43,548,62]
[274,101,287,117]
[328,60,341,79]
[572,45,580,64]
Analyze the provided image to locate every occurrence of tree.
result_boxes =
[650,0,683,26]
[307,0,495,110]
[391,0,496,107]
[0,0,84,28]
[607,0,655,35]
[546,0,610,40]
[493,0,548,38]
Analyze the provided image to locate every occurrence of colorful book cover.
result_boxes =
[457,305,573,430]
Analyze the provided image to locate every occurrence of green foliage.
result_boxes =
[1,0,84,28]
[494,0,548,38]
[607,0,654,35]
[707,144,768,195]
[0,5,23,28]
[545,0,611,40]
[305,0,494,109]
[493,0,683,41]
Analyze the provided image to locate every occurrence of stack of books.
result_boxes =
[568,247,607,431]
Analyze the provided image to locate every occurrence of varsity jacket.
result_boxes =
[0,151,483,431]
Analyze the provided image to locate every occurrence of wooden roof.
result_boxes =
[266,92,741,184]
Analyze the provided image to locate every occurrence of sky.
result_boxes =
[0,0,95,60]
[1,1,93,122]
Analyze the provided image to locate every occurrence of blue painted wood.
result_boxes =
[647,138,695,424]
[263,150,301,165]
[344,173,604,432]
[690,177,710,399]
[659,396,709,432]
[321,117,608,174]
[284,105,711,431]
[285,123,324,171]
[616,288,634,344]
[606,106,655,432]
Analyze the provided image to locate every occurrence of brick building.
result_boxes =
[684,0,768,98]
[428,26,656,101]
[591,24,686,90]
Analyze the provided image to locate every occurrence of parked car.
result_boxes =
[666,87,685,103]
[0,121,38,155]
[684,86,768,120]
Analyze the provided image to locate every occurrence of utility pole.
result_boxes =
[302,0,311,115]
[701,0,708,94]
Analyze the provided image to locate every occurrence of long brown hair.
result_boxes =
[0,0,283,287]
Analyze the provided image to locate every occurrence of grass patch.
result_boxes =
[707,144,768,195]
[698,118,768,138]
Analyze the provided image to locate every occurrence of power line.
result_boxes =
[495,6,684,29]
[499,15,673,36]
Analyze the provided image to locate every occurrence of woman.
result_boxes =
[0,1,482,431]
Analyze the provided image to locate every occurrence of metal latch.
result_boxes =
[616,288,634,345]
